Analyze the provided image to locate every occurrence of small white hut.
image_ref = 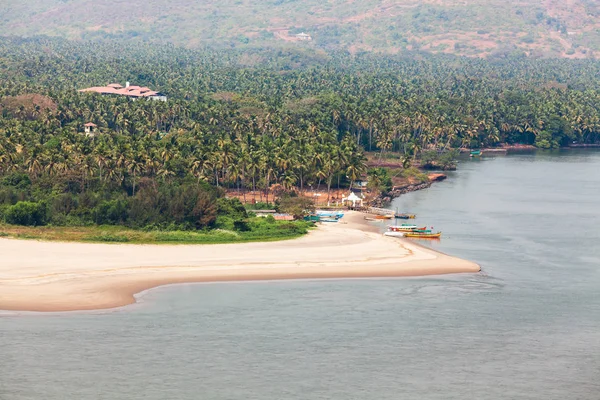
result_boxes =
[295,32,312,41]
[342,192,364,208]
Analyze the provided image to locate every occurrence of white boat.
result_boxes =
[320,217,339,223]
[387,224,421,232]
[384,231,406,237]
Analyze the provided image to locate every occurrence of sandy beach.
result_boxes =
[0,211,480,312]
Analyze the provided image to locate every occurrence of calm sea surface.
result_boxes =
[2,150,600,400]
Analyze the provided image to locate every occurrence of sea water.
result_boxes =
[1,150,599,400]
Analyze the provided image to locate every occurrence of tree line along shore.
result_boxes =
[1,37,600,241]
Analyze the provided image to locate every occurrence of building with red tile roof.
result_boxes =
[79,82,167,101]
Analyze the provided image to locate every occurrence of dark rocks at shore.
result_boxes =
[428,174,447,182]
[421,163,457,171]
[370,182,433,207]
[369,172,447,206]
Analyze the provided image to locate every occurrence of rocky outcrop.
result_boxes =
[428,173,447,182]
[370,182,431,207]
[370,173,447,206]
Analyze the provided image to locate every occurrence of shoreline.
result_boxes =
[0,211,480,313]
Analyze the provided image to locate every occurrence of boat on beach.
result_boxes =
[385,224,442,239]
[404,230,442,239]
[388,224,425,232]
[316,210,344,219]
[304,215,321,222]
[374,214,393,220]
[320,217,339,223]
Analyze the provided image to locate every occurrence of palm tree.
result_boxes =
[127,157,145,196]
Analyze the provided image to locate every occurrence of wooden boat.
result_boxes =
[470,149,482,157]
[395,213,416,219]
[405,231,442,239]
[388,224,426,232]
[374,214,393,220]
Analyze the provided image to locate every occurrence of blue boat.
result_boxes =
[316,210,344,219]
[304,215,321,222]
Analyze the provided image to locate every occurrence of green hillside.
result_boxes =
[2,0,600,57]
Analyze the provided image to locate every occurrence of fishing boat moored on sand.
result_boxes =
[304,215,321,222]
[316,210,344,219]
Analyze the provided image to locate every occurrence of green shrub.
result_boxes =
[93,199,129,225]
[0,187,19,205]
[1,173,31,189]
[276,195,315,218]
[217,197,248,219]
[5,201,48,226]
[245,202,272,210]
[0,204,9,221]
[233,219,251,232]
[401,167,429,182]
[215,215,235,230]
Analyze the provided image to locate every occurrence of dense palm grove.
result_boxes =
[1,37,600,229]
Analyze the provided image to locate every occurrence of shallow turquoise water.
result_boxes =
[2,150,599,399]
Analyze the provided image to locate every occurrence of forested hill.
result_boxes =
[2,0,600,58]
[1,37,600,230]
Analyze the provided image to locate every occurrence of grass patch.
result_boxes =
[0,218,313,245]
[88,233,130,243]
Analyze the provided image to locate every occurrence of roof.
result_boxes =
[347,192,361,201]
[84,122,97,127]
[273,214,294,221]
[79,83,164,98]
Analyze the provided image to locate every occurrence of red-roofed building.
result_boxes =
[79,82,167,101]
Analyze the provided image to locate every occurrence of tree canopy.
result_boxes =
[1,37,600,228]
